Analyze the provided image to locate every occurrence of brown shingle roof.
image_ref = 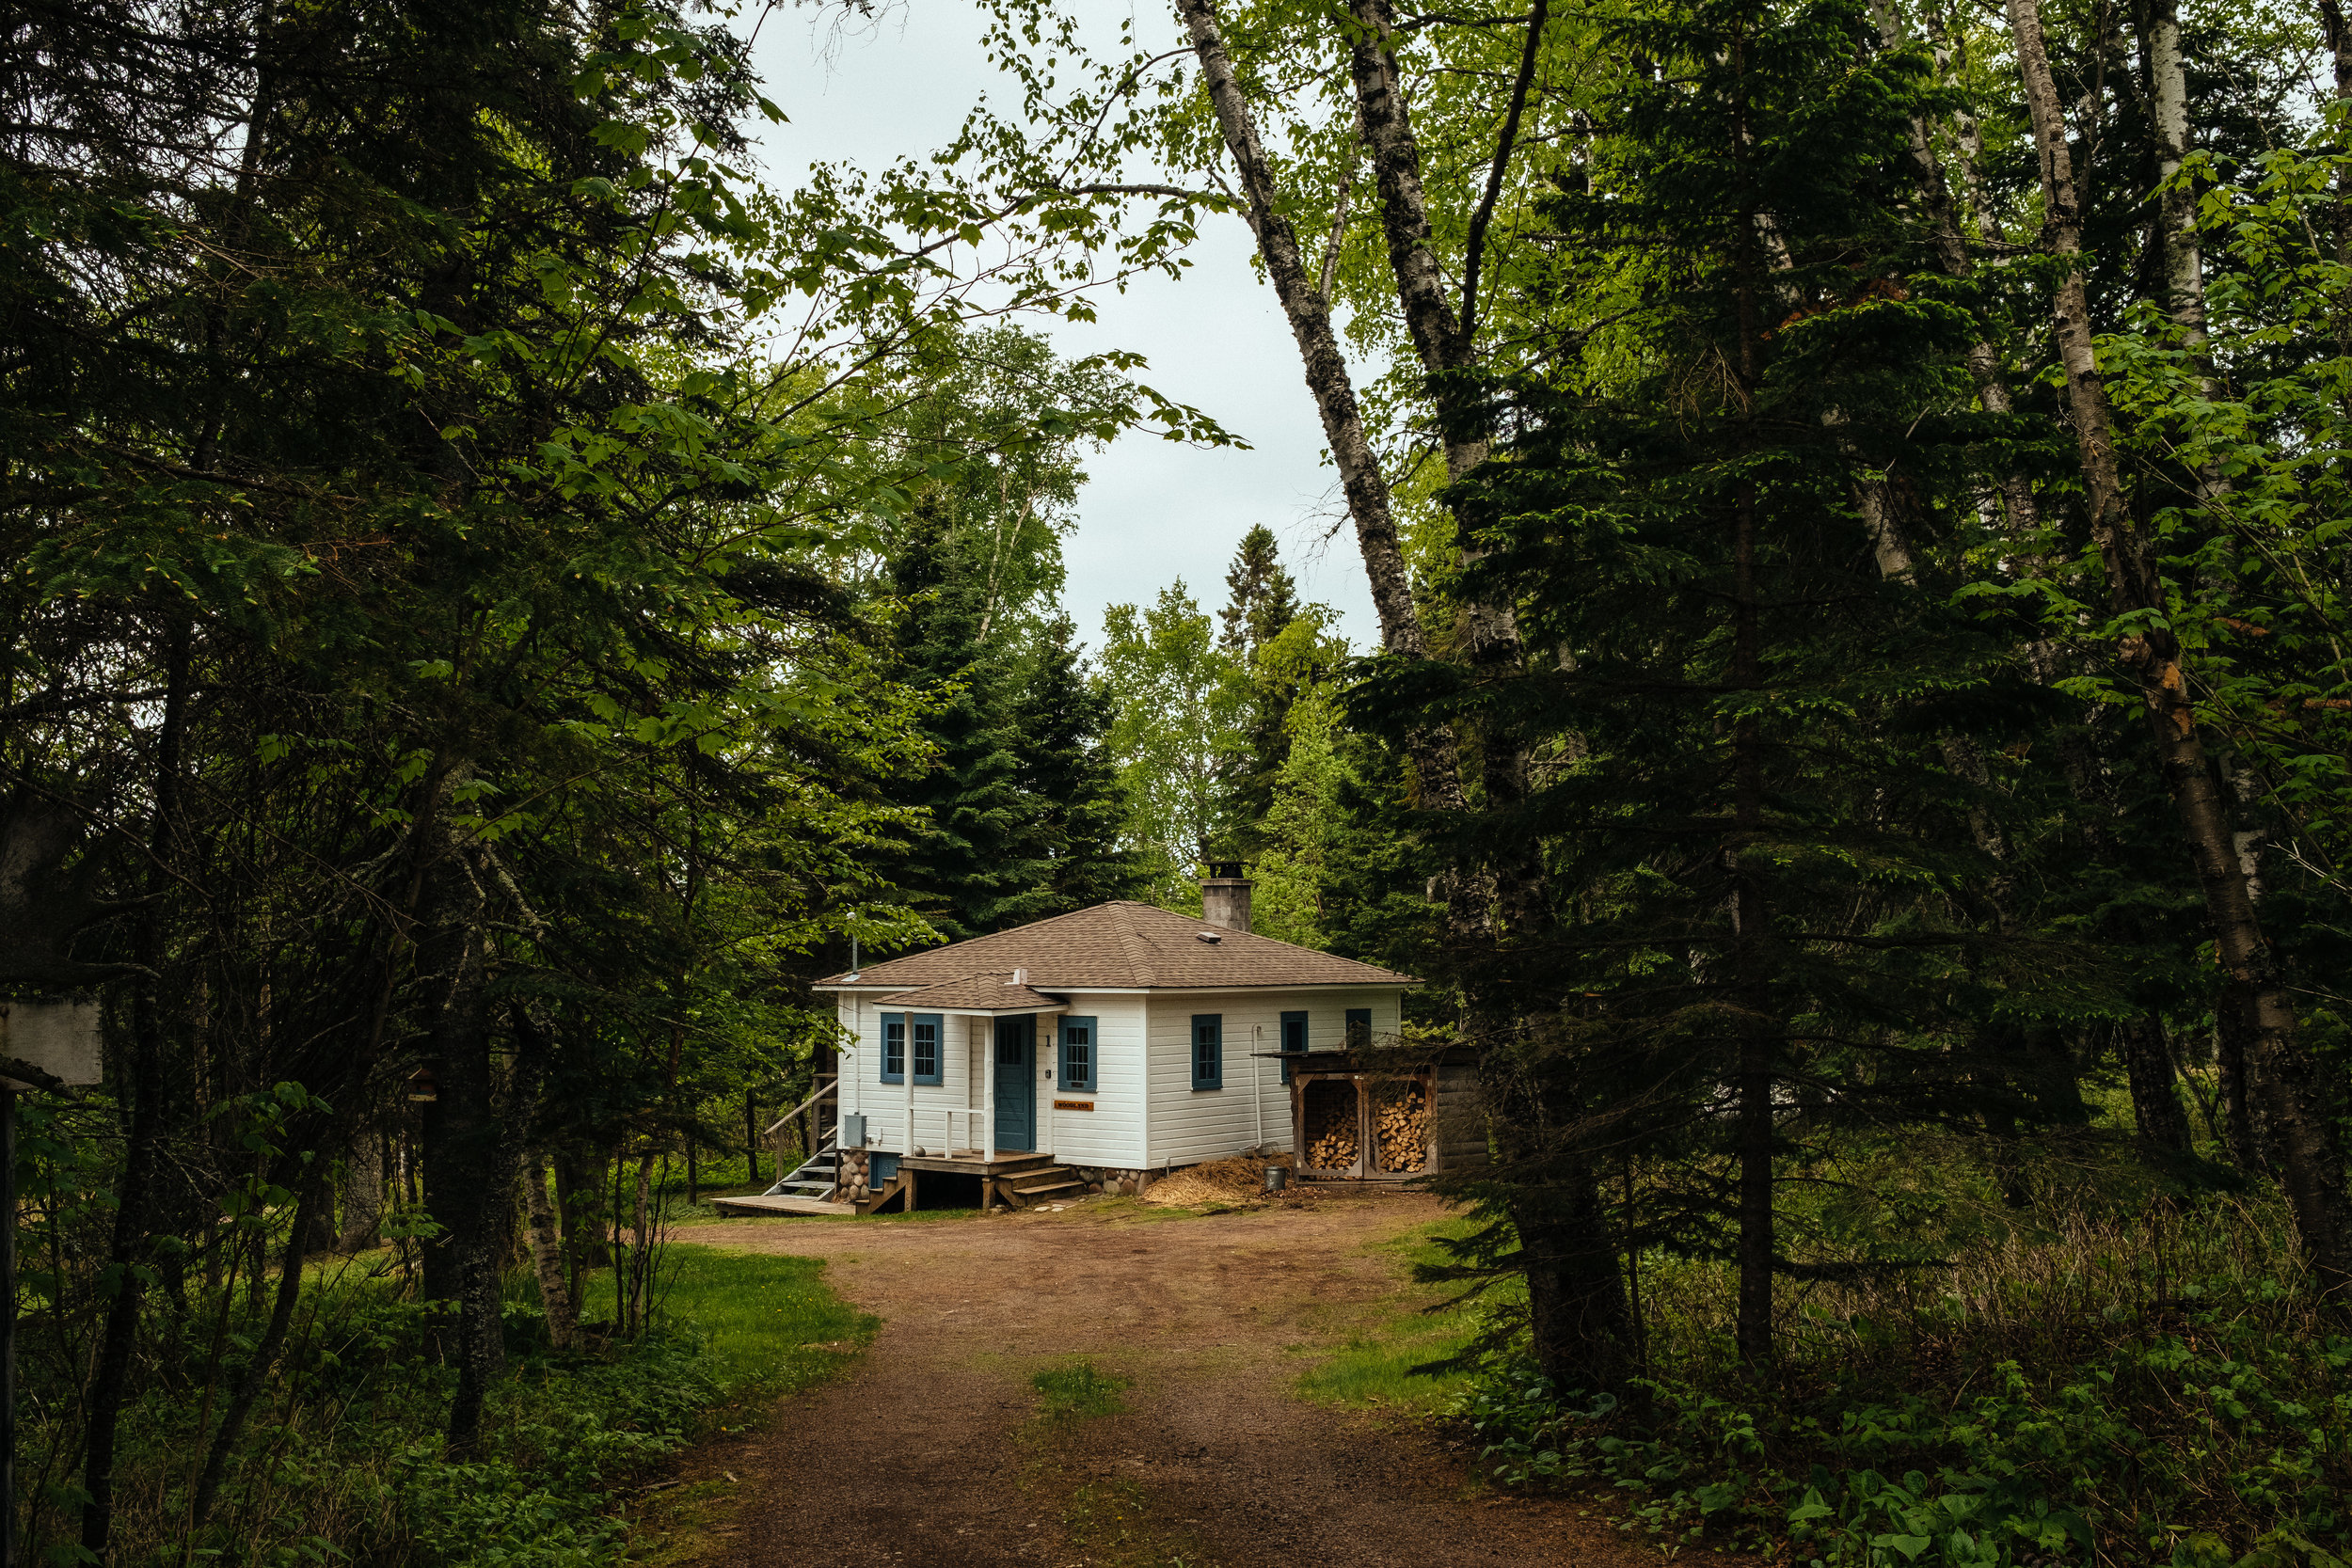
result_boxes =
[874,974,1067,1012]
[815,901,1417,991]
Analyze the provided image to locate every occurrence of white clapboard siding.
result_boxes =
[841,988,1407,1169]
[833,995,995,1154]
[1038,996,1147,1168]
[1142,989,1404,1169]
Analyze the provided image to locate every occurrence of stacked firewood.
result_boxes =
[1304,1085,1359,1170]
[1375,1083,1429,1173]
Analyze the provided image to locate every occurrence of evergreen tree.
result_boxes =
[1363,0,2095,1376]
[1216,528,1334,845]
[1218,524,1301,653]
[1013,616,1148,913]
[882,509,1052,941]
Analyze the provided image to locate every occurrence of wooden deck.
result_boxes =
[899,1150,1047,1173]
[707,1193,858,1218]
[860,1150,1089,1215]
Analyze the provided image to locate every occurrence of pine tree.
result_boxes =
[1013,616,1148,913]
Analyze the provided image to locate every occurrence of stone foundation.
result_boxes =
[1059,1164,1150,1197]
[834,1148,870,1202]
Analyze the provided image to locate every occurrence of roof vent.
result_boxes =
[1008,967,1027,987]
[1196,930,1222,944]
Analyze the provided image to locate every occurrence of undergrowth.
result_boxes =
[31,1245,867,1566]
[1449,1185,2352,1568]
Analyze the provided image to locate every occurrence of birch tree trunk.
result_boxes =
[522,1146,579,1352]
[2146,0,2209,371]
[2007,0,2352,1301]
[1343,0,1530,681]
[1175,0,1466,824]
[1179,0,1632,1384]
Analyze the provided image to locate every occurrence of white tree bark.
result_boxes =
[521,1145,578,1350]
[1174,0,1469,816]
[2009,0,2352,1299]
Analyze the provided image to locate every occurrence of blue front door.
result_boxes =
[994,1015,1035,1151]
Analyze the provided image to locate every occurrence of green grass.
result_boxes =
[1294,1214,1505,1413]
[1031,1358,1131,1421]
[578,1245,877,1403]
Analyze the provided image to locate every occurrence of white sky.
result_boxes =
[746,3,1383,652]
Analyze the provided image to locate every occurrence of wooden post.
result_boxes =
[983,1016,997,1154]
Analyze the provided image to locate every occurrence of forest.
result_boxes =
[4,0,2352,1560]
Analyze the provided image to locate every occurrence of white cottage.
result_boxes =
[781,875,1419,1212]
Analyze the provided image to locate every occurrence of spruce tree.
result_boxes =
[1218,524,1301,653]
[1013,616,1148,913]
[1216,526,1322,843]
[1365,0,2096,1374]
[882,508,1051,941]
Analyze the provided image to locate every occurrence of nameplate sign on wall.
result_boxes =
[1053,1100,1093,1112]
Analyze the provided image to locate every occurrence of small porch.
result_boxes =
[855,1149,1087,1214]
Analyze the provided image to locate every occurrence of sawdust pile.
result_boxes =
[1140,1153,1312,1210]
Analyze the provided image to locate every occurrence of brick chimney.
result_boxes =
[1200,862,1252,934]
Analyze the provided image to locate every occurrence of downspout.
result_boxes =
[1252,1022,1264,1149]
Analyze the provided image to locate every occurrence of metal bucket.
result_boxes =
[1262,1165,1289,1194]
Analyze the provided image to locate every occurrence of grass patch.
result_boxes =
[602,1246,873,1563]
[1032,1358,1131,1421]
[644,1244,875,1403]
[1293,1213,1504,1413]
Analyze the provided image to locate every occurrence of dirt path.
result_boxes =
[679,1190,1683,1568]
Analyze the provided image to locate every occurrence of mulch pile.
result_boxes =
[1139,1153,1320,1211]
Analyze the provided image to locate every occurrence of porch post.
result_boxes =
[983,1014,997,1154]
[904,1022,916,1154]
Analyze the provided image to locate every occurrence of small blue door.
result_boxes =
[993,1015,1036,1151]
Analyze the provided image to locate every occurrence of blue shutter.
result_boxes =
[913,1013,945,1085]
[1190,1014,1222,1091]
[880,1013,906,1084]
[1279,1010,1308,1085]
[1345,1007,1372,1051]
[1059,1016,1097,1092]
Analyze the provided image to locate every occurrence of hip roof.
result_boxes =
[816,901,1418,992]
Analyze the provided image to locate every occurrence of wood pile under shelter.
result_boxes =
[1286,1046,1482,1181]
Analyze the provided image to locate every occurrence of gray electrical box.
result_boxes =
[837,1113,866,1148]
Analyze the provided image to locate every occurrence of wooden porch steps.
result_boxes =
[853,1153,1090,1214]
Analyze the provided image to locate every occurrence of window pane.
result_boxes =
[914,1020,937,1080]
[997,1036,1023,1066]
[884,1021,905,1077]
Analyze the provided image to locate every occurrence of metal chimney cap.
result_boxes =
[1203,861,1246,881]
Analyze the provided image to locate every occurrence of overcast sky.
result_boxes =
[745,4,1383,652]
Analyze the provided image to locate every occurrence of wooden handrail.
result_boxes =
[764,1074,837,1138]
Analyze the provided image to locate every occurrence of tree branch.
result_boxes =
[1461,0,1547,343]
